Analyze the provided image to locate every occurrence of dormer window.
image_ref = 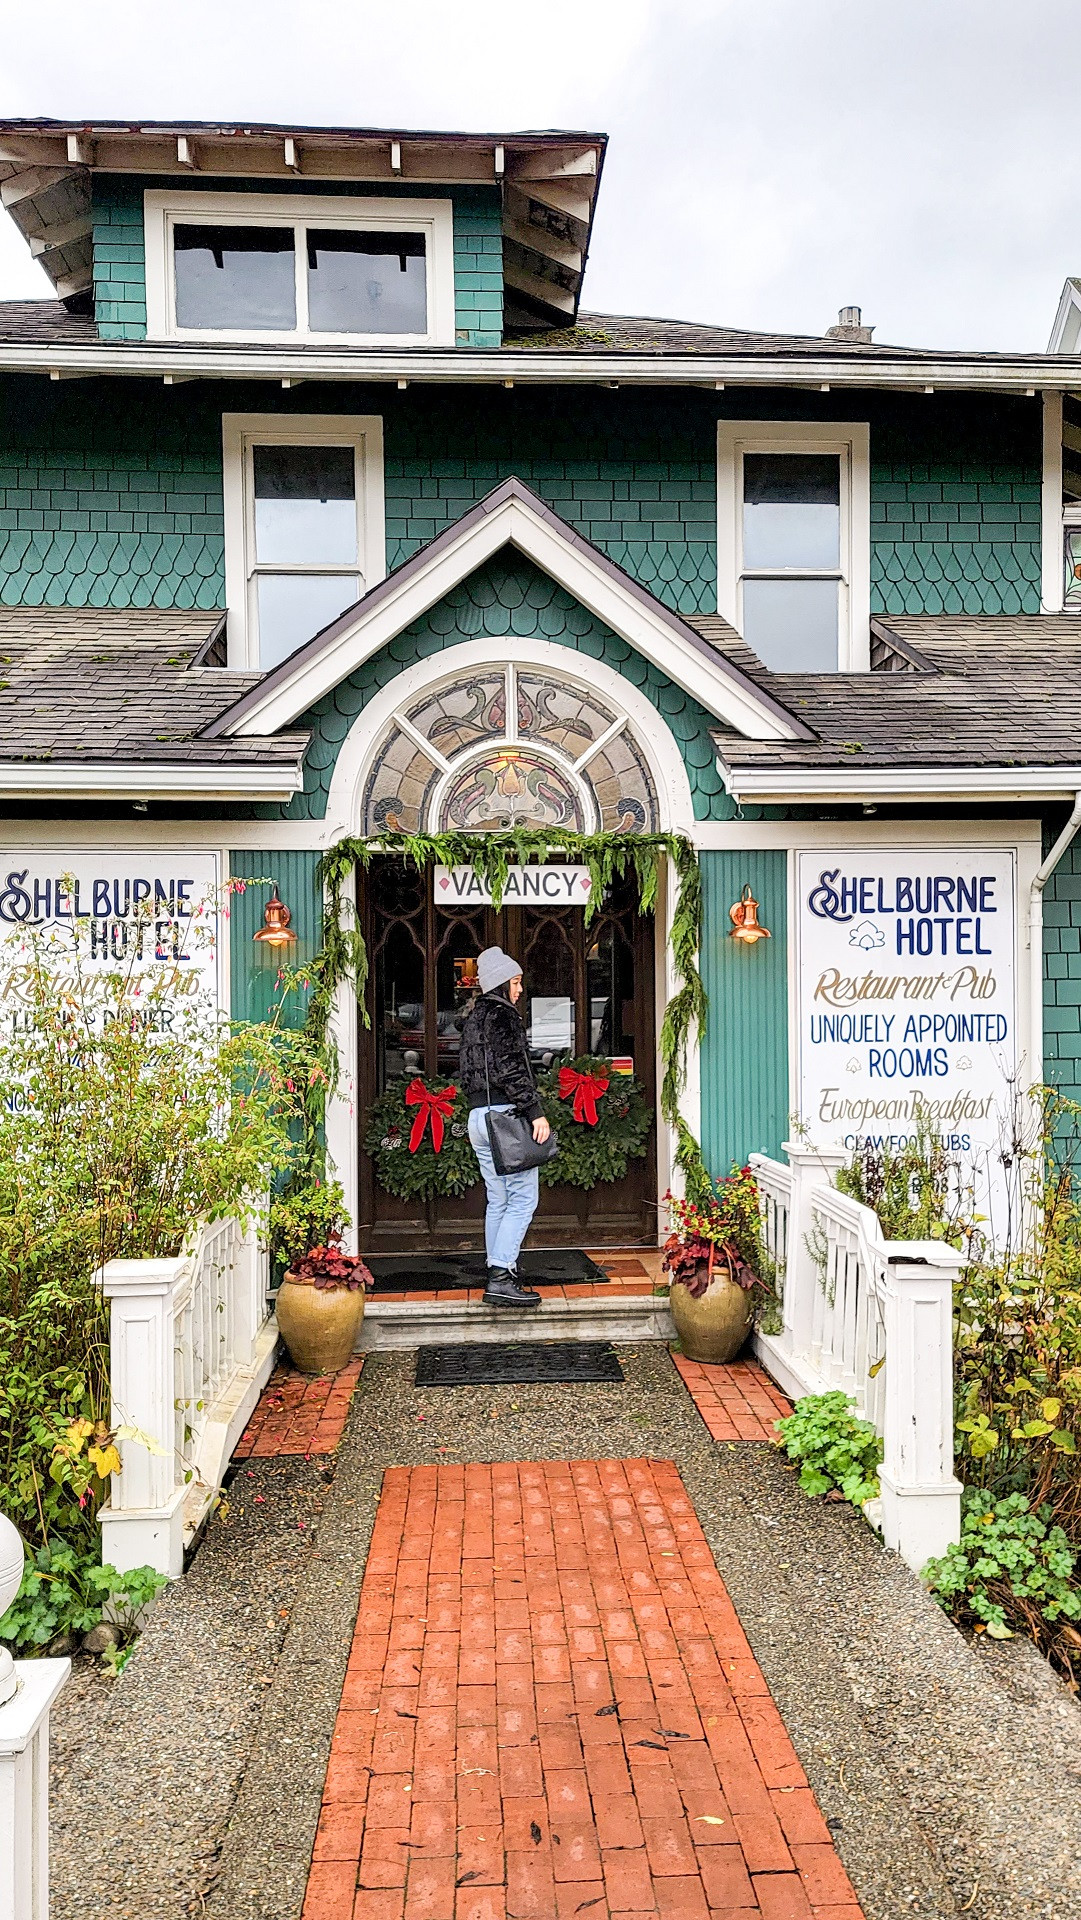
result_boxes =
[145,191,454,344]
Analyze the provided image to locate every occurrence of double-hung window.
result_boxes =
[717,422,870,670]
[145,192,454,345]
[223,416,385,670]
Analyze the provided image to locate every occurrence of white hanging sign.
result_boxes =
[434,864,593,907]
[795,848,1018,1173]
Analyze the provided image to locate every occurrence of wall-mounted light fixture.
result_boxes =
[728,884,771,945]
[252,884,297,949]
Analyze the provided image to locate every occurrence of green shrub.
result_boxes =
[0,910,315,1590]
[924,1491,1081,1664]
[0,1539,167,1657]
[270,1177,348,1271]
[774,1390,883,1506]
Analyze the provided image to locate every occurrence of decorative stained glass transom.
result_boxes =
[361,662,659,836]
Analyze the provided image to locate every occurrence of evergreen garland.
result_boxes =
[362,1076,478,1200]
[293,826,710,1201]
[536,1055,654,1190]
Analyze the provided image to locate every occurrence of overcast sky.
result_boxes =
[1,0,1077,352]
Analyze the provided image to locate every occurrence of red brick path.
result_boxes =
[670,1359,792,1443]
[233,1359,364,1459]
[302,1458,863,1920]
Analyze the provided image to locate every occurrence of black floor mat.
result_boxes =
[415,1341,624,1386]
[366,1248,610,1292]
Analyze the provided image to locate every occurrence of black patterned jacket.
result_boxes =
[459,992,542,1121]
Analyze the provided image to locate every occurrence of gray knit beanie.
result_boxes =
[477,946,522,993]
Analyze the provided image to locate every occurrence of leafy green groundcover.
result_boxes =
[924,1491,1081,1643]
[0,1540,166,1669]
[774,1390,883,1508]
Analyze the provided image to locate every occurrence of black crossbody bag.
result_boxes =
[483,1014,559,1175]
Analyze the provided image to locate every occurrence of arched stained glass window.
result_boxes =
[361,662,659,835]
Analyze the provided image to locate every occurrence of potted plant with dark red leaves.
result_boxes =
[275,1237,373,1375]
[662,1165,768,1364]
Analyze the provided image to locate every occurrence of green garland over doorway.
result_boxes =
[297,827,709,1197]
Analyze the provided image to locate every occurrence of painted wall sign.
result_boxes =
[434,864,592,907]
[795,848,1018,1181]
[0,852,222,1027]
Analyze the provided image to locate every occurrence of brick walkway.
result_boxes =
[670,1359,792,1443]
[233,1359,364,1459]
[302,1458,863,1920]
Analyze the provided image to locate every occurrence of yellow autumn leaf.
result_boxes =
[1040,1398,1061,1421]
[64,1418,93,1454]
[695,1815,726,1826]
[89,1443,122,1478]
[113,1423,169,1456]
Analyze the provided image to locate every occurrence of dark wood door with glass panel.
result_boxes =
[357,859,656,1253]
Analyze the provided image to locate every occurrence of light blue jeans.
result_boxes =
[468,1103,540,1271]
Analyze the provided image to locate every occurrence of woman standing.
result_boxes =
[460,945,551,1308]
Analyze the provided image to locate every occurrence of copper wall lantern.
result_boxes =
[728,884,771,945]
[252,884,297,949]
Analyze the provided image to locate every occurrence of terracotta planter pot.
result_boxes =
[275,1270,365,1375]
[669,1256,753,1364]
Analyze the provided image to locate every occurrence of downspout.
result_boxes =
[1030,793,1081,1081]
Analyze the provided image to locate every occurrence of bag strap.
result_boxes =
[483,998,492,1107]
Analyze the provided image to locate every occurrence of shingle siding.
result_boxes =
[870,400,1041,616]
[0,385,1043,623]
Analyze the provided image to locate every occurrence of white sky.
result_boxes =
[0,0,1077,352]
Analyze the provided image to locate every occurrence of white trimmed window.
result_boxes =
[223,415,385,670]
[717,421,870,671]
[145,191,455,345]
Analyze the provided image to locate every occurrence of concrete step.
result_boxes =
[356,1292,674,1349]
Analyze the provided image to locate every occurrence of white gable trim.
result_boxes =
[219,490,801,743]
[322,636,696,839]
[1048,280,1081,354]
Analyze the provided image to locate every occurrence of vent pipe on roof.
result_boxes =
[825,305,874,343]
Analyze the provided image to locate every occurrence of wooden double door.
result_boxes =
[357,859,656,1252]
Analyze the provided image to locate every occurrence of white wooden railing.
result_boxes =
[749,1143,963,1573]
[97,1211,277,1577]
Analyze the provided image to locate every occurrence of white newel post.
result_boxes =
[0,1660,70,1920]
[878,1243,964,1573]
[0,1514,69,1920]
[781,1142,846,1364]
[99,1256,187,1579]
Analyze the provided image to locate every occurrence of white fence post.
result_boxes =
[0,1658,70,1920]
[99,1257,188,1579]
[878,1244,964,1572]
[97,1213,276,1581]
[780,1141,846,1364]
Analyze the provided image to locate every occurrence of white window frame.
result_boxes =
[222,413,386,670]
[717,420,871,671]
[145,190,455,345]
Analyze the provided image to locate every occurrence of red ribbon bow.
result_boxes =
[557,1065,610,1126]
[405,1078,457,1153]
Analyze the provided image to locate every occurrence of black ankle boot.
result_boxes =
[483,1266,541,1308]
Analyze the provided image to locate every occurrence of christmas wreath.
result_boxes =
[537,1054,654,1190]
[363,1074,479,1200]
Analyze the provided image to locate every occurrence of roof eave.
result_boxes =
[716,758,1081,805]
[0,760,305,800]
[0,341,1072,389]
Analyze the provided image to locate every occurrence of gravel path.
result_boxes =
[51,1345,1081,1920]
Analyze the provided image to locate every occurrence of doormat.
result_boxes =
[415,1341,625,1387]
[366,1248,610,1293]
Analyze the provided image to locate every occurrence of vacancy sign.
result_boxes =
[795,848,1018,1179]
[434,864,592,906]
